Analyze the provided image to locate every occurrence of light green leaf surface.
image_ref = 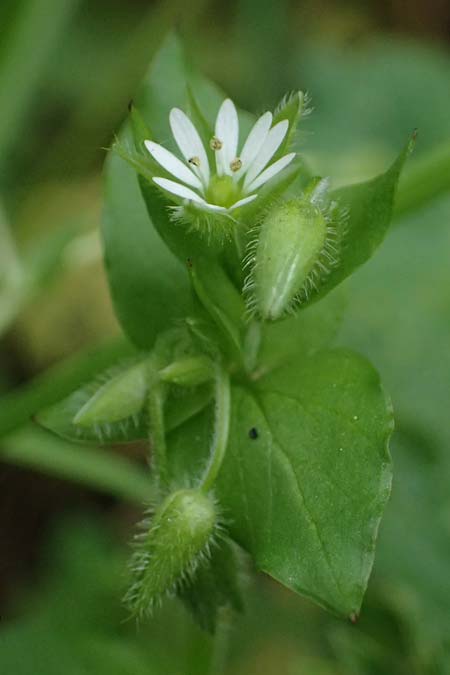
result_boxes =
[257,288,346,373]
[102,150,192,349]
[306,138,413,306]
[169,349,393,617]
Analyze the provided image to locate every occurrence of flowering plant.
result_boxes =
[38,35,413,630]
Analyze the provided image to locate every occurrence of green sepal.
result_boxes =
[36,367,214,446]
[272,90,307,160]
[125,489,218,618]
[159,355,214,387]
[128,101,153,150]
[249,198,328,320]
[73,361,148,427]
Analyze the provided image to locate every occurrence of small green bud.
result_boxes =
[73,361,147,427]
[249,199,328,320]
[126,489,218,617]
[159,355,213,387]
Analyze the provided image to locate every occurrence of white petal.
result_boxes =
[169,108,210,184]
[153,177,205,204]
[203,202,227,213]
[236,112,272,177]
[245,153,296,192]
[145,141,202,190]
[229,194,258,210]
[215,99,239,176]
[243,120,289,189]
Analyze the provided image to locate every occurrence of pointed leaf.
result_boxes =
[168,349,393,617]
[306,136,415,306]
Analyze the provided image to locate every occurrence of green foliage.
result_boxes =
[32,33,411,624]
[0,338,134,439]
[102,149,193,349]
[126,489,218,617]
[73,360,148,427]
[249,195,328,319]
[0,6,448,668]
[0,519,215,675]
[308,137,414,305]
[168,349,393,618]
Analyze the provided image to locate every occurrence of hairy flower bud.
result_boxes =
[73,361,147,427]
[245,188,341,320]
[159,355,213,387]
[125,489,218,617]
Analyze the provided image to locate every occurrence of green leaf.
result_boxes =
[102,149,192,349]
[168,349,393,617]
[394,139,450,218]
[306,136,414,305]
[257,287,346,373]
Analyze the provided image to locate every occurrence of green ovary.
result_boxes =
[206,175,240,208]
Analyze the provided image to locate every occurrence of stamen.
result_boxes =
[230,157,242,172]
[210,136,223,151]
[188,156,201,167]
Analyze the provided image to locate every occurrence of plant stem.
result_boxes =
[244,319,262,373]
[208,606,232,675]
[200,364,231,493]
[147,381,168,488]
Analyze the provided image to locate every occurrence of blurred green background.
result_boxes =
[0,1,449,673]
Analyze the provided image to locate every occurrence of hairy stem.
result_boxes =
[200,364,231,493]
[147,381,168,488]
[244,318,262,373]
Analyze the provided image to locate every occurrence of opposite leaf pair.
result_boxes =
[39,35,412,628]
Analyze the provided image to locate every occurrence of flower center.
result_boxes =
[206,175,240,208]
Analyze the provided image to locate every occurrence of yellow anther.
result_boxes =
[230,157,242,172]
[210,136,223,151]
[188,156,201,167]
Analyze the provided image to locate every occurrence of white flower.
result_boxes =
[144,98,296,214]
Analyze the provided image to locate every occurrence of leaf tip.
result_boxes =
[408,128,418,154]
